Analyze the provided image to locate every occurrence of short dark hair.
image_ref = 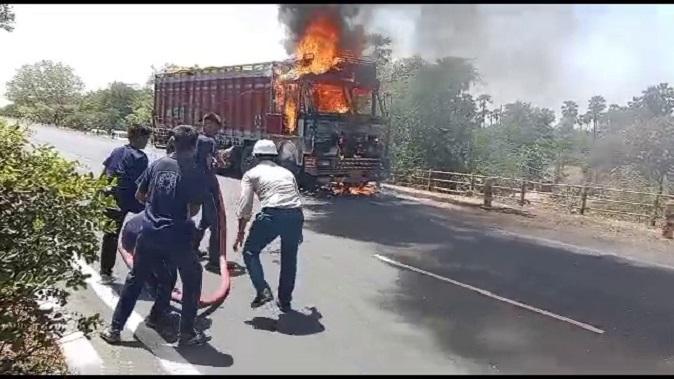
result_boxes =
[127,123,152,140]
[202,112,222,127]
[172,125,198,153]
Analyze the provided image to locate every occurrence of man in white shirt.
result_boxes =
[233,139,304,312]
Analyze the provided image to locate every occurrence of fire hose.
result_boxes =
[116,183,231,309]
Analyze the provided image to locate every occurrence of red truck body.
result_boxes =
[152,57,387,186]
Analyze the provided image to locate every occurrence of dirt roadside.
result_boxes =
[382,184,674,270]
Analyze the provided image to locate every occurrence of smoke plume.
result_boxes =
[277,4,367,57]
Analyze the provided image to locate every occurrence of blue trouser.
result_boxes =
[194,180,220,264]
[112,232,202,335]
[242,207,304,305]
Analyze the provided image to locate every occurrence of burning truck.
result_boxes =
[151,16,388,190]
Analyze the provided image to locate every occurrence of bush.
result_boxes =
[0,120,113,373]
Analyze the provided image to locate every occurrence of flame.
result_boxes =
[314,83,349,114]
[295,14,342,76]
[331,182,378,196]
[276,13,357,132]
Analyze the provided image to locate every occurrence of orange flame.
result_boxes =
[331,182,378,196]
[276,13,357,132]
[295,14,342,76]
[314,83,349,114]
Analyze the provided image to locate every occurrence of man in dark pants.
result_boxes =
[233,140,304,312]
[98,124,152,285]
[192,112,225,273]
[100,125,210,347]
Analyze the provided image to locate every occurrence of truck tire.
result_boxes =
[240,145,254,175]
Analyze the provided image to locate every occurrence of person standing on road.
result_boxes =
[192,112,226,272]
[100,125,210,347]
[233,139,304,312]
[98,124,152,285]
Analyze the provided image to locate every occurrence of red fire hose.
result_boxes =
[117,183,231,309]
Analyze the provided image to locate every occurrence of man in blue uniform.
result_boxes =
[100,125,210,347]
[192,112,226,273]
[98,124,152,285]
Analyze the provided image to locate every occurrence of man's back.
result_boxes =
[237,160,302,219]
[137,155,204,246]
[103,144,148,212]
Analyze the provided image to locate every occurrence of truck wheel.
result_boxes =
[240,145,254,175]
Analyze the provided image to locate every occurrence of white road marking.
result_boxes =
[58,331,103,374]
[373,254,605,335]
[76,259,202,375]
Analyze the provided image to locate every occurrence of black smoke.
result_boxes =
[277,4,367,56]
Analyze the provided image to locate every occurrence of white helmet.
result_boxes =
[252,139,278,156]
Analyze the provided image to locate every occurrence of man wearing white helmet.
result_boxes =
[233,139,304,312]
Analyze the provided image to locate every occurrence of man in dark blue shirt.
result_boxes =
[100,125,210,347]
[98,124,152,284]
[192,112,226,272]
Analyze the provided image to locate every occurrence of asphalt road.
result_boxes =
[31,125,674,374]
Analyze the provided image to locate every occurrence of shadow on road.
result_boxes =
[303,194,492,248]
[175,344,234,368]
[245,306,325,336]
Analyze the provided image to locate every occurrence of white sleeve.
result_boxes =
[236,171,255,219]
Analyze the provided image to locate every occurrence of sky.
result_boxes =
[2,4,674,115]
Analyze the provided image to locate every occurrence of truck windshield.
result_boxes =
[312,84,349,114]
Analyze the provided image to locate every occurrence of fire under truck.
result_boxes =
[151,55,389,188]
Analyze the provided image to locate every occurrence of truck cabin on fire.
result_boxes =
[276,55,386,160]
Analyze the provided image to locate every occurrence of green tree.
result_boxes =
[5,60,84,125]
[560,100,578,126]
[476,94,492,127]
[0,120,110,373]
[629,83,674,118]
[0,4,15,32]
[587,95,606,141]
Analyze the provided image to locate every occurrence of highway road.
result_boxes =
[31,125,674,374]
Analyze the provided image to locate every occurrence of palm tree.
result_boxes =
[476,94,492,127]
[587,95,606,141]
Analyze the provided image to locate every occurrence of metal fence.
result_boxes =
[389,168,674,225]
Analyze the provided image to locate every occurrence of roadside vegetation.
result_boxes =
[0,119,111,373]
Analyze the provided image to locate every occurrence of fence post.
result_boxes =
[469,174,476,196]
[519,179,527,206]
[663,201,674,239]
[483,177,494,208]
[427,169,432,191]
[650,193,662,227]
[579,185,588,215]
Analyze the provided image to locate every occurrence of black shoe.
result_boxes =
[276,300,291,313]
[100,327,121,344]
[251,288,274,309]
[178,329,211,347]
[144,311,177,332]
[205,261,220,274]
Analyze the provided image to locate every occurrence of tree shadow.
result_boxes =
[244,306,325,336]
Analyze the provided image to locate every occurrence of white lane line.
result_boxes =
[373,254,605,335]
[76,259,201,375]
[58,331,103,374]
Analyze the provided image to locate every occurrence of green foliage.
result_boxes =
[629,83,674,118]
[0,120,111,373]
[6,60,84,125]
[385,56,479,172]
[0,4,15,32]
